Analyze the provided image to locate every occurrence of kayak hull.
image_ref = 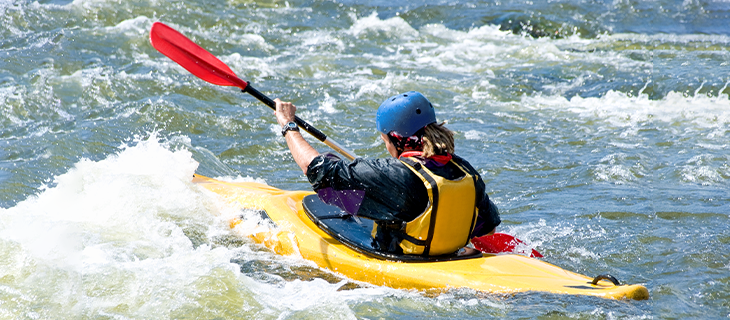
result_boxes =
[193,174,649,300]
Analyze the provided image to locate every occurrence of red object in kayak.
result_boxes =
[472,233,543,258]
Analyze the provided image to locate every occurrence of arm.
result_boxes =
[274,99,320,174]
[472,199,499,237]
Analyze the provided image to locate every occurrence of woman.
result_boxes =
[275,91,500,256]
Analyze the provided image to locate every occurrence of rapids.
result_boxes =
[1,0,729,318]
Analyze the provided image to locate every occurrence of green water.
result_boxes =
[1,0,729,318]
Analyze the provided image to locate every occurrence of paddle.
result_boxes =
[149,22,357,161]
[149,22,540,258]
[471,233,543,257]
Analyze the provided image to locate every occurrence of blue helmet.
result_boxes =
[376,91,436,137]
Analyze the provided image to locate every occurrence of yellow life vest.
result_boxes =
[393,157,478,256]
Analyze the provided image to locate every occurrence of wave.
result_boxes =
[0,134,406,318]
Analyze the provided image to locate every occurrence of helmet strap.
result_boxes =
[387,134,405,156]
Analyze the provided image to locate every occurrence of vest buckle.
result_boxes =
[382,220,406,231]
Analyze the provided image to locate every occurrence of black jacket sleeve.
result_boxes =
[306,153,428,222]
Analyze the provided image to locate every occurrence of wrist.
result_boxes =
[279,119,295,127]
[277,118,292,126]
[281,121,300,137]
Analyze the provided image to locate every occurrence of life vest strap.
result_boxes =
[400,157,440,256]
[379,220,428,246]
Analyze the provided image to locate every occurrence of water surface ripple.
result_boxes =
[1,0,729,318]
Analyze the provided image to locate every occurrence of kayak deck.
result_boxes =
[193,174,649,300]
[302,194,484,262]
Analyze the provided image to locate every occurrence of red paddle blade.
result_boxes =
[472,233,543,258]
[150,22,248,90]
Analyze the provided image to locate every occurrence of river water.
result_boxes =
[1,0,729,318]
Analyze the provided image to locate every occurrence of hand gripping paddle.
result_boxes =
[149,22,357,160]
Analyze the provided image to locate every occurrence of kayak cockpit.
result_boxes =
[302,194,483,262]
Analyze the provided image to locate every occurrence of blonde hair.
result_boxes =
[422,122,454,158]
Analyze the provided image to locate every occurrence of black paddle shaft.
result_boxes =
[242,84,327,142]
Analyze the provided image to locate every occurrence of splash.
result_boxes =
[0,134,231,317]
[0,134,402,318]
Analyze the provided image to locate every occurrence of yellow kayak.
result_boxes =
[193,174,649,300]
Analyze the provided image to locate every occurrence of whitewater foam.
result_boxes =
[520,90,730,126]
[0,134,405,317]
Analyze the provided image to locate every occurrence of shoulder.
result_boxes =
[349,157,412,178]
[450,154,480,176]
[307,154,415,186]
